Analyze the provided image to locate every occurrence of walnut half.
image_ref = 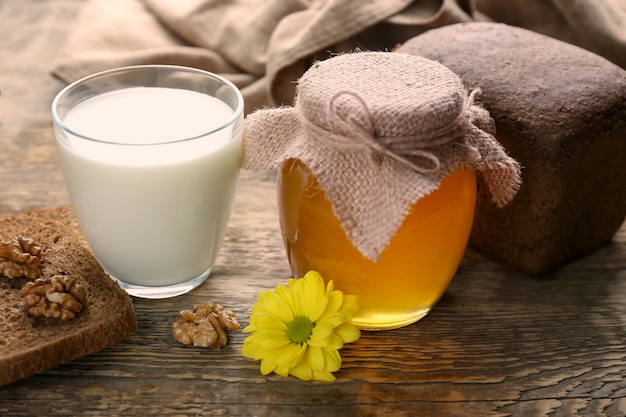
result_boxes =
[172,302,240,349]
[19,275,87,321]
[0,236,43,279]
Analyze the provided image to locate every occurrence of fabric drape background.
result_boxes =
[51,0,626,114]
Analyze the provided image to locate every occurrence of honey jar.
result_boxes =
[242,52,520,329]
[278,159,476,329]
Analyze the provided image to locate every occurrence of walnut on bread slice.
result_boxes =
[19,274,87,321]
[0,236,43,279]
[172,302,240,349]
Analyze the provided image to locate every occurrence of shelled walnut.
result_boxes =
[172,302,240,349]
[19,274,87,321]
[0,236,43,279]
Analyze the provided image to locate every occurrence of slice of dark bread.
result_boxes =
[0,206,136,386]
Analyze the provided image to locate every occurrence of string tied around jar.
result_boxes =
[296,88,485,176]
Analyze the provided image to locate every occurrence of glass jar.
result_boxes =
[278,158,477,330]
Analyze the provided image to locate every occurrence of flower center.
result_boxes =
[286,316,315,344]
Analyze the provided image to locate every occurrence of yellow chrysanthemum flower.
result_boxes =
[241,270,360,382]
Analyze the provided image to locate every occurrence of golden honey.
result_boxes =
[278,159,477,330]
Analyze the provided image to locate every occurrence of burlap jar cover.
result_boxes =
[243,52,521,262]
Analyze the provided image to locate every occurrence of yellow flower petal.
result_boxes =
[311,333,343,351]
[310,321,334,341]
[317,312,348,329]
[276,343,306,369]
[257,290,294,323]
[339,294,360,319]
[293,272,328,320]
[251,313,288,331]
[304,345,326,371]
[322,349,342,373]
[260,359,278,376]
[289,362,314,381]
[274,284,296,312]
[241,338,264,360]
[259,332,291,350]
[335,323,361,344]
[319,291,343,321]
[311,371,336,383]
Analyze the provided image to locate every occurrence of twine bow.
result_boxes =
[296,89,481,175]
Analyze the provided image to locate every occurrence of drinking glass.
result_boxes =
[52,65,243,298]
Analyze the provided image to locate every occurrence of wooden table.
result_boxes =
[1,1,625,416]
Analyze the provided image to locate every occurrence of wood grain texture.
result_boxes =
[1,1,625,416]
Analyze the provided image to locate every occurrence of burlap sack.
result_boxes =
[51,0,626,115]
[51,0,478,115]
[243,52,521,261]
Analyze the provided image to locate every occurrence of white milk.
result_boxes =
[56,87,242,287]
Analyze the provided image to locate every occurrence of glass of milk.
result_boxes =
[51,65,244,299]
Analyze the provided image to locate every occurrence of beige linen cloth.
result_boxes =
[52,0,626,115]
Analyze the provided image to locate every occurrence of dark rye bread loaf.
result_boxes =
[0,206,136,386]
[397,22,626,274]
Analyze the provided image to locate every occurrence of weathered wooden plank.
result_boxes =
[0,1,625,416]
